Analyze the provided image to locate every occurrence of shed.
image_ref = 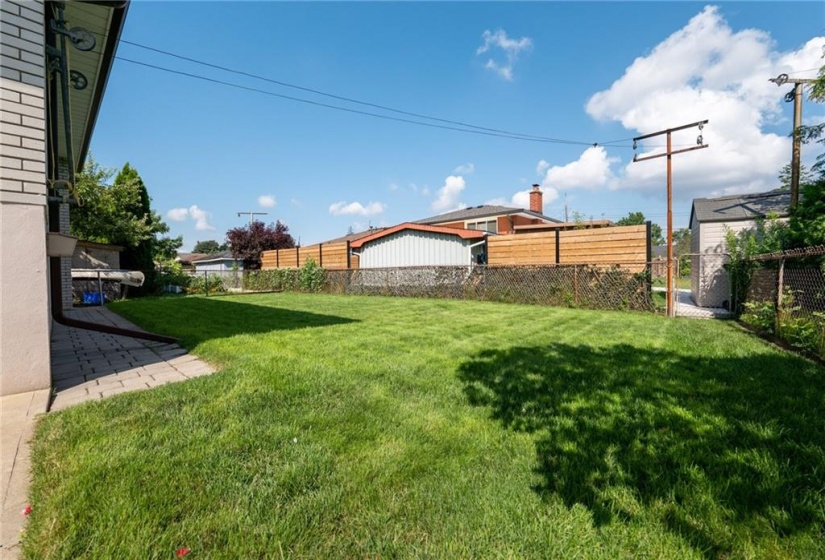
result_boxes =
[350,223,487,268]
[191,251,244,272]
[688,189,791,307]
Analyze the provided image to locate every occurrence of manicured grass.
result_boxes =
[26,294,825,559]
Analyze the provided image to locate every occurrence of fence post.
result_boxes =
[555,229,560,264]
[319,243,323,268]
[573,265,579,306]
[276,248,279,269]
[97,270,104,306]
[774,257,785,334]
[204,270,209,297]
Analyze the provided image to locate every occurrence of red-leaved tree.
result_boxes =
[226,220,295,269]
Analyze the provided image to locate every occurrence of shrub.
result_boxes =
[298,258,325,292]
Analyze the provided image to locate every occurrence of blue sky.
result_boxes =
[88,1,825,249]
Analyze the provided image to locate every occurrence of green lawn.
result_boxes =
[26,294,825,559]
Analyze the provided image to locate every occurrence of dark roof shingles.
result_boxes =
[692,189,791,223]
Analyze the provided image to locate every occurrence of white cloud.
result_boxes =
[540,146,618,191]
[166,207,189,222]
[477,29,532,81]
[454,162,475,175]
[290,197,303,208]
[166,205,215,230]
[188,205,215,231]
[536,160,550,176]
[258,194,276,208]
[329,201,386,217]
[431,175,467,213]
[389,182,400,191]
[579,5,824,200]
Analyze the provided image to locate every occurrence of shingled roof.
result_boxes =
[349,223,486,249]
[690,189,792,225]
[414,205,560,225]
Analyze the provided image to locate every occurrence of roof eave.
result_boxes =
[76,1,129,170]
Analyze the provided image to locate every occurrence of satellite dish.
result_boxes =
[68,27,95,51]
[69,70,87,90]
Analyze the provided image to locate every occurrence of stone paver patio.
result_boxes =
[1,306,216,558]
[50,307,216,411]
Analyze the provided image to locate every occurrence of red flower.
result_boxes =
[21,505,32,516]
[176,548,191,557]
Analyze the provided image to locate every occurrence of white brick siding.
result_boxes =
[1,0,51,396]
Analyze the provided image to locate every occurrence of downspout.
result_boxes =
[43,3,173,343]
[48,257,177,344]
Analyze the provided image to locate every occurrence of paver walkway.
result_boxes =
[51,307,216,411]
[1,307,216,558]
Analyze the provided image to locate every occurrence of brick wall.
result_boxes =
[1,0,46,198]
[1,0,51,396]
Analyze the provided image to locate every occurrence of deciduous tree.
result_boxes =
[226,220,295,269]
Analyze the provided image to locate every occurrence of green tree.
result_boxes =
[616,211,664,245]
[778,163,814,190]
[192,240,225,254]
[724,215,789,315]
[71,158,182,292]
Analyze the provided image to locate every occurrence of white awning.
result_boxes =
[71,269,145,287]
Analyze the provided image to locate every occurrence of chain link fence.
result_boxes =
[740,245,825,358]
[323,264,658,312]
[73,263,664,314]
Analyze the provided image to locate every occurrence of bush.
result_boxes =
[298,258,325,292]
[243,269,298,292]
[185,274,226,295]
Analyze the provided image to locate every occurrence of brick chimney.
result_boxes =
[529,184,543,213]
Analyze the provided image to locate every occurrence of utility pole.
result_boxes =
[769,74,816,212]
[633,120,709,318]
[236,211,268,225]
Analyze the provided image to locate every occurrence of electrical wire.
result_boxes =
[118,56,637,145]
[119,39,602,146]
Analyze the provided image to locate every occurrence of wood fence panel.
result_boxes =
[261,251,277,269]
[487,232,555,265]
[278,248,299,268]
[298,244,322,267]
[321,242,349,270]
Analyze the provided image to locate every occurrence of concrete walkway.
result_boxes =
[652,287,733,319]
[1,307,216,558]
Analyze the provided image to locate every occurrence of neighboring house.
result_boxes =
[415,185,560,234]
[350,223,487,268]
[1,1,128,396]
[689,189,791,308]
[176,252,208,270]
[191,251,244,272]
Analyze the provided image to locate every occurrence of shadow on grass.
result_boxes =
[458,343,825,556]
[111,296,357,346]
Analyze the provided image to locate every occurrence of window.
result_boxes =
[466,219,497,233]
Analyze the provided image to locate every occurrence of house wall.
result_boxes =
[194,260,243,272]
[72,242,121,269]
[358,230,478,268]
[0,0,51,396]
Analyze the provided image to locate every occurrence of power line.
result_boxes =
[118,56,629,145]
[119,39,601,146]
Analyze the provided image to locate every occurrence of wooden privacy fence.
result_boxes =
[263,224,649,271]
[261,241,357,270]
[487,224,649,272]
